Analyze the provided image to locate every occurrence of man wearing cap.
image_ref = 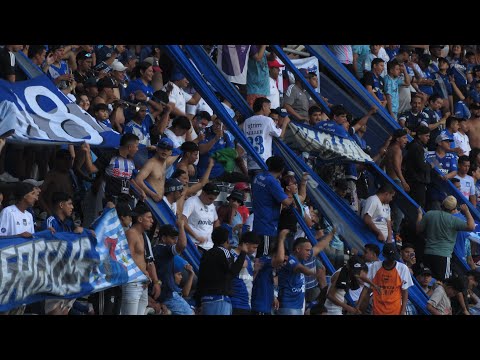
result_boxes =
[425,133,458,210]
[135,137,179,203]
[163,177,184,217]
[182,182,220,254]
[73,51,94,91]
[416,196,475,281]
[358,242,413,315]
[162,66,201,119]
[267,59,284,109]
[152,219,192,315]
[110,60,128,98]
[415,265,434,296]
[404,126,431,209]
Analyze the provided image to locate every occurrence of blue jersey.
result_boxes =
[449,59,468,87]
[423,107,443,150]
[433,72,453,99]
[251,256,274,313]
[454,101,471,120]
[418,68,435,96]
[398,110,428,131]
[278,255,305,310]
[425,151,457,201]
[316,120,349,138]
[125,78,154,100]
[252,172,288,236]
[152,243,180,302]
[124,120,151,146]
[42,214,74,233]
[230,250,253,310]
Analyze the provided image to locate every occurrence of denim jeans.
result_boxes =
[277,307,303,315]
[163,292,194,315]
[120,282,148,315]
[391,179,404,235]
[201,296,232,315]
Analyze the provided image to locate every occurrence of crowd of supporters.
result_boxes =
[0,44,480,315]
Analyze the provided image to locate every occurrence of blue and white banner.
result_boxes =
[284,122,372,163]
[0,75,120,147]
[0,208,145,312]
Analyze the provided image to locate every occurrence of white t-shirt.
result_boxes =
[267,77,280,109]
[186,97,213,116]
[163,196,177,215]
[242,114,282,170]
[164,81,192,114]
[455,174,476,199]
[182,196,218,250]
[453,131,471,156]
[0,205,35,236]
[164,128,185,149]
[361,194,391,240]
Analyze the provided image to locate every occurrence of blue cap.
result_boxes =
[156,137,174,150]
[165,178,183,193]
[170,67,186,82]
[174,255,188,273]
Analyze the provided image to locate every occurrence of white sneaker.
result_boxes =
[0,172,19,182]
[23,179,44,187]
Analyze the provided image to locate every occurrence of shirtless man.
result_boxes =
[135,137,178,202]
[384,128,410,192]
[383,128,409,238]
[468,104,480,149]
[177,141,215,197]
[120,203,161,315]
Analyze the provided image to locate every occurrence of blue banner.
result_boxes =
[285,122,372,163]
[0,75,120,147]
[0,208,145,312]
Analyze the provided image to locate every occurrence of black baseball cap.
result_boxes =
[203,182,220,195]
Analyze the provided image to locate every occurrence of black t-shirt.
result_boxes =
[0,47,15,80]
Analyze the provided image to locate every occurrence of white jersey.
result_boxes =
[361,194,391,241]
[267,77,280,109]
[242,114,281,170]
[163,196,177,215]
[164,81,191,114]
[453,131,471,156]
[0,205,35,236]
[164,128,185,149]
[182,196,218,251]
[455,174,476,199]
